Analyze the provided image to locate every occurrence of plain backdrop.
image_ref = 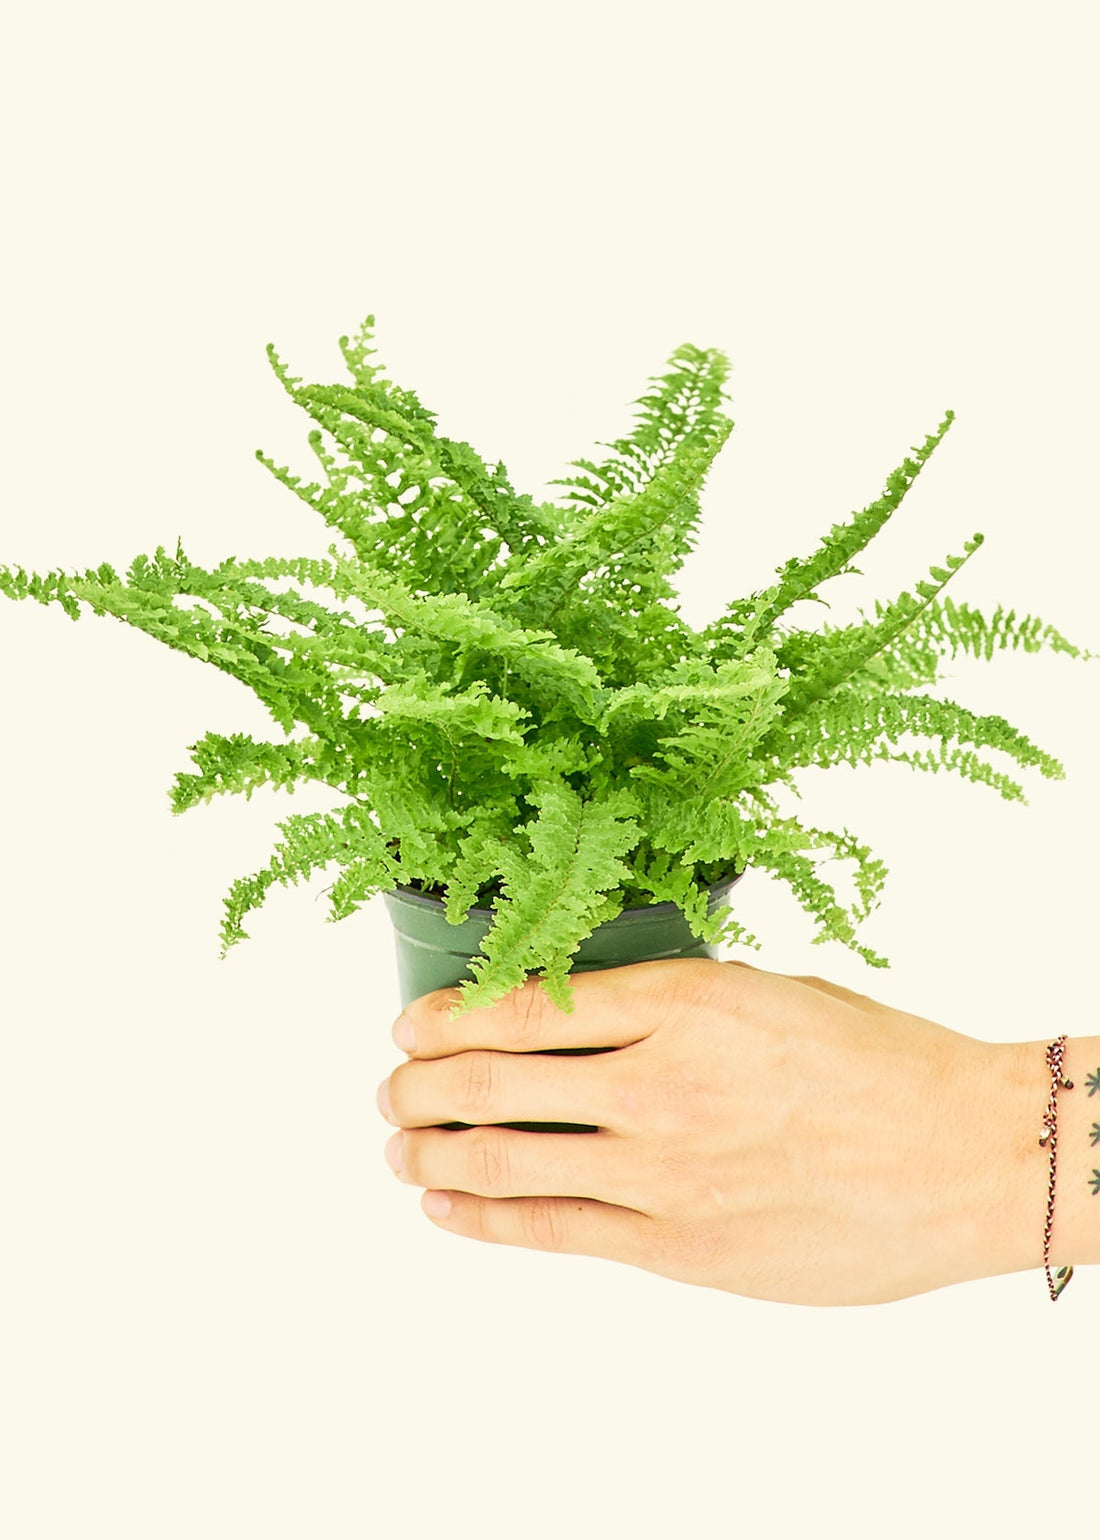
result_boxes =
[1,3,1097,1536]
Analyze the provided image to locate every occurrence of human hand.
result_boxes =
[376,958,1034,1306]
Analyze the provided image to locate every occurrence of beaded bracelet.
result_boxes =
[1039,1034,1074,1301]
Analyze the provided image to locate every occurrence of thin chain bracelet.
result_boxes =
[1038,1034,1075,1301]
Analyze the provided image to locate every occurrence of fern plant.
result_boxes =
[0,314,1088,1013]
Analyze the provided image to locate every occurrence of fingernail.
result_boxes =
[376,1078,396,1125]
[423,1191,452,1219]
[385,1131,403,1174]
[393,1015,416,1053]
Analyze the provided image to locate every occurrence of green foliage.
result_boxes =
[1,313,1090,1013]
[457,779,641,1013]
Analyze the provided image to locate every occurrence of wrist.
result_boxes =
[971,1035,1100,1281]
[1029,1034,1100,1272]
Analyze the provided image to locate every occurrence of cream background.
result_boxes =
[1,2,1097,1535]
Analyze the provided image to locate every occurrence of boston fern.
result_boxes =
[0,315,1087,1013]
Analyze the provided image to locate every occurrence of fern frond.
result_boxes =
[219,801,398,955]
[0,559,84,619]
[496,733,598,782]
[627,846,760,951]
[442,812,515,922]
[599,650,779,729]
[455,781,642,1014]
[641,794,887,963]
[0,548,347,740]
[252,444,380,561]
[326,855,401,923]
[169,731,353,815]
[637,784,759,866]
[889,595,1092,664]
[500,420,733,626]
[778,621,941,696]
[703,410,956,658]
[374,678,528,742]
[336,312,390,393]
[778,687,1065,783]
[783,535,984,710]
[548,342,733,511]
[776,590,1091,703]
[871,742,1027,802]
[751,831,889,966]
[329,314,558,572]
[206,549,604,721]
[273,327,558,578]
[537,594,700,687]
[630,655,788,796]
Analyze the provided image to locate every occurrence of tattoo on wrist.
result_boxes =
[1089,1067,1100,1196]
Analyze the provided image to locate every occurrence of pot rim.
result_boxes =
[387,865,746,921]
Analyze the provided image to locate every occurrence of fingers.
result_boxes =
[391,1125,653,1214]
[386,1046,625,1133]
[393,958,880,1072]
[393,957,718,1060]
[420,1188,658,1266]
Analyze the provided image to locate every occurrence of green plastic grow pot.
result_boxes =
[382,871,744,1134]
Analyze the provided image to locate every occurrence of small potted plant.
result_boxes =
[0,313,1087,1031]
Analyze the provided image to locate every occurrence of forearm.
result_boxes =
[972,1034,1100,1281]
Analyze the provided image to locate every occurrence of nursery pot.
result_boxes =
[382,871,744,1134]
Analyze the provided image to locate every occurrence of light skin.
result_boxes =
[376,958,1100,1306]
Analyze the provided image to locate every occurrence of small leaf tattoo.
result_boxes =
[1086,1067,1100,1097]
[1091,1123,1100,1148]
[1091,1170,1100,1197]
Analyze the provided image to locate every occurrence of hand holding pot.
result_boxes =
[376,958,1081,1306]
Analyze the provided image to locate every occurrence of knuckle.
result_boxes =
[653,957,736,1031]
[405,987,464,1040]
[465,1197,495,1245]
[457,1051,498,1122]
[634,1062,713,1134]
[521,1197,567,1252]
[511,976,551,1047]
[468,1127,509,1191]
[396,1131,419,1185]
[611,1050,650,1126]
[611,1047,708,1136]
